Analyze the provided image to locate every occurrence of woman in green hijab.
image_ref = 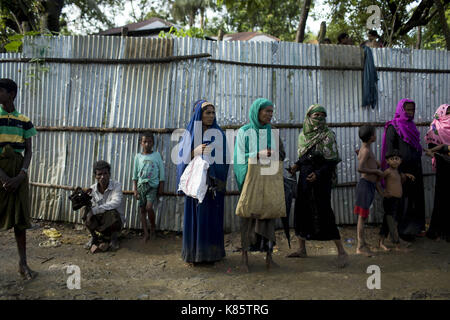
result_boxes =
[287,104,348,268]
[234,98,278,272]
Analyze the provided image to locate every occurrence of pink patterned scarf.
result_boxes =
[425,104,450,170]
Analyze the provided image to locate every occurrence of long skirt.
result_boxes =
[182,192,226,263]
[426,153,450,241]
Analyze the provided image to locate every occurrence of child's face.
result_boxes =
[0,87,14,105]
[386,156,402,169]
[141,136,154,153]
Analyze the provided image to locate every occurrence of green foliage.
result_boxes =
[221,0,307,41]
[158,26,206,39]
[323,0,449,48]
[3,31,41,53]
[421,6,450,50]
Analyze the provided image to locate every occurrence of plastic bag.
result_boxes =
[178,155,210,203]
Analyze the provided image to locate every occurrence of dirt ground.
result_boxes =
[1,220,450,300]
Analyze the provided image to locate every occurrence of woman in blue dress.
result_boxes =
[176,100,229,265]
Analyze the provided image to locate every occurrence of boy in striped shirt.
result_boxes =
[0,78,37,280]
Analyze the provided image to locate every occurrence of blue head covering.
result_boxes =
[176,100,229,191]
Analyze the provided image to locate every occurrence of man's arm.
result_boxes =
[22,138,32,172]
[158,181,164,196]
[158,153,165,196]
[91,182,123,215]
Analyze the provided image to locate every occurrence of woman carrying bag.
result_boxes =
[234,98,286,272]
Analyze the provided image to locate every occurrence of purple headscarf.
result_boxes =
[381,98,422,169]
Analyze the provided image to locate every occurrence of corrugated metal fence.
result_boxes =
[0,36,448,232]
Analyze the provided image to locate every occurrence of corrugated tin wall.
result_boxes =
[0,36,448,231]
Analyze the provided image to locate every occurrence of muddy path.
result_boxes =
[1,221,450,300]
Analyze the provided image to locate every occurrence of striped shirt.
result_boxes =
[0,105,37,154]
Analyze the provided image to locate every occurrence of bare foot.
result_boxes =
[399,239,412,248]
[90,244,100,254]
[378,239,391,251]
[286,249,307,258]
[18,264,37,280]
[356,246,375,257]
[394,244,413,253]
[336,253,349,268]
[266,255,280,270]
[98,242,110,252]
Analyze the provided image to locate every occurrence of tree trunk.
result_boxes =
[416,26,422,49]
[434,0,450,50]
[295,0,312,43]
[317,21,326,43]
[42,0,64,33]
[200,8,205,29]
[218,29,224,41]
[21,21,30,33]
[189,11,195,27]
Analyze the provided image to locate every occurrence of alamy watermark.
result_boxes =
[366,265,381,290]
[170,122,281,175]
[366,5,381,30]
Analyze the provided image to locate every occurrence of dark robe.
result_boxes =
[426,144,450,241]
[384,125,426,240]
[293,147,341,241]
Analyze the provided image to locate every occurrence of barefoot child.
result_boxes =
[379,149,414,251]
[133,132,165,242]
[0,78,38,280]
[353,125,383,256]
[354,125,384,256]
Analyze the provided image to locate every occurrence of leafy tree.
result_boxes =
[170,0,216,28]
[324,0,450,48]
[127,0,172,23]
[418,5,450,49]
[219,0,311,42]
[0,0,122,34]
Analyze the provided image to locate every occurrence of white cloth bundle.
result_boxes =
[178,155,210,203]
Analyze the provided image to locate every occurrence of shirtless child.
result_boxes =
[378,149,414,251]
[354,125,383,256]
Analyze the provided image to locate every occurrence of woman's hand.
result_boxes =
[257,149,271,159]
[425,144,445,157]
[306,172,317,183]
[404,173,415,181]
[133,189,140,200]
[424,148,434,157]
[289,164,299,175]
[193,144,211,157]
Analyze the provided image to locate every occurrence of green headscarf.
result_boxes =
[297,104,340,162]
[233,98,274,191]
